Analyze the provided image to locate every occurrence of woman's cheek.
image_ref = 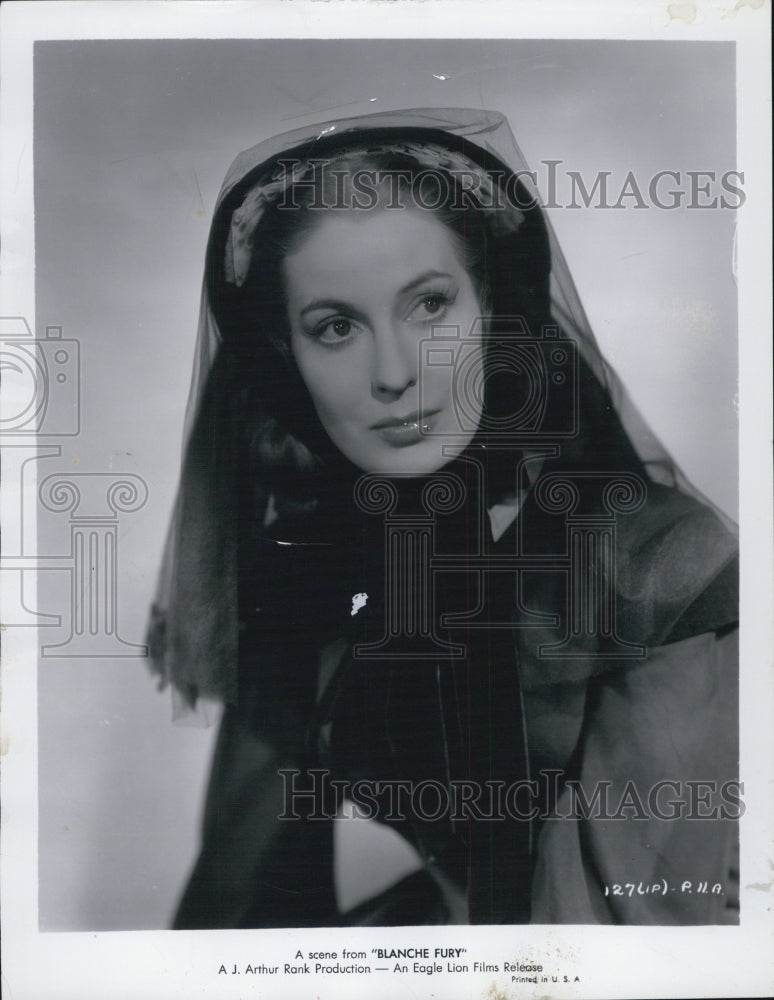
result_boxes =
[299,357,358,431]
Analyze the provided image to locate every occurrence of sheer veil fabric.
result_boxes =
[146,108,739,925]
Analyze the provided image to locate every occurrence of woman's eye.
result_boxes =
[314,317,355,344]
[408,291,454,323]
[422,295,445,314]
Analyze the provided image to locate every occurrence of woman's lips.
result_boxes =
[371,410,440,446]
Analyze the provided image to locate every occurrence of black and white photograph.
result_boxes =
[1,2,772,998]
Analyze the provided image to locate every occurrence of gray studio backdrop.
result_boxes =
[33,38,737,930]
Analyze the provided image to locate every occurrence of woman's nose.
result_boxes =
[370,325,417,399]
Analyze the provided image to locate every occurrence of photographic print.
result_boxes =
[1,2,771,998]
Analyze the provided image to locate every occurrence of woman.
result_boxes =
[148,108,739,926]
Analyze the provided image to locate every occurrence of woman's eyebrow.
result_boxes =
[298,271,455,320]
[300,298,357,318]
[399,270,455,295]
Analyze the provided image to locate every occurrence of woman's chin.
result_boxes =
[348,437,473,477]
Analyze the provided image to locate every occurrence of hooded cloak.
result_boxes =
[147,108,738,926]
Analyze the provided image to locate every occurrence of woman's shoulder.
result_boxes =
[530,626,740,925]
[614,482,738,646]
[513,478,738,692]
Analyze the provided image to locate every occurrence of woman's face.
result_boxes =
[284,207,485,475]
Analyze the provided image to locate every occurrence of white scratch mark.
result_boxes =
[351,593,368,616]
